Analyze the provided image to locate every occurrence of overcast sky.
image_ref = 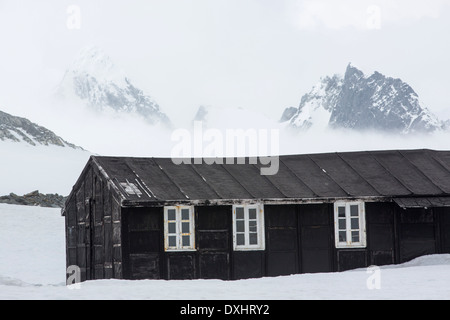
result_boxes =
[1,0,450,149]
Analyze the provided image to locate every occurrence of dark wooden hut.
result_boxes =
[62,149,450,282]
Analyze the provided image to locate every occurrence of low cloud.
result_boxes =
[293,0,450,30]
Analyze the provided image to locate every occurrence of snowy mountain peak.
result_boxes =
[283,64,443,134]
[345,63,365,80]
[0,109,81,148]
[57,46,171,127]
[68,46,123,83]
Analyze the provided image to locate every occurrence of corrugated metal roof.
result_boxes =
[91,149,450,204]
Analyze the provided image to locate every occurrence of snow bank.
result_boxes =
[1,203,450,300]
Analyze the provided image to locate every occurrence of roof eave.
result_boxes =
[120,195,392,208]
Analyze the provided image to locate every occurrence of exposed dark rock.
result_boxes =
[0,190,67,208]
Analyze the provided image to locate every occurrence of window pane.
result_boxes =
[168,235,176,247]
[182,222,190,234]
[249,220,257,233]
[249,233,258,245]
[168,209,176,221]
[236,207,244,220]
[350,205,359,217]
[249,208,257,220]
[168,222,176,234]
[236,220,245,233]
[181,208,190,220]
[338,218,346,230]
[338,206,346,218]
[351,218,359,230]
[236,234,245,246]
[339,231,347,242]
[352,231,360,243]
[182,235,190,247]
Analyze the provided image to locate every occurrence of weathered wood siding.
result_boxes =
[65,163,123,282]
[69,194,450,281]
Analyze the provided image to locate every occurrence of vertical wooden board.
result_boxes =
[103,187,112,218]
[167,254,196,280]
[368,224,394,251]
[84,168,93,224]
[94,224,103,245]
[76,246,86,268]
[94,245,103,264]
[366,202,395,265]
[79,268,87,283]
[370,251,394,266]
[302,249,332,273]
[94,265,104,279]
[298,204,333,274]
[197,231,229,251]
[104,218,112,263]
[439,209,450,252]
[267,229,297,252]
[130,254,160,280]
[67,201,77,227]
[299,204,331,226]
[113,245,122,262]
[104,266,113,279]
[112,196,121,221]
[113,222,122,245]
[125,207,161,232]
[114,262,122,279]
[232,251,264,280]
[398,208,436,263]
[196,206,231,254]
[196,206,230,230]
[77,223,86,245]
[75,183,85,223]
[129,231,160,253]
[67,226,77,248]
[199,253,230,280]
[337,250,367,271]
[85,167,93,201]
[265,205,299,276]
[265,205,297,227]
[300,226,333,273]
[399,240,436,263]
[68,248,77,266]
[103,188,113,277]
[94,175,103,223]
[366,202,394,224]
[266,252,297,277]
[400,208,434,224]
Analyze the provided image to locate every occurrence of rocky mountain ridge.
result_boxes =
[283,64,444,134]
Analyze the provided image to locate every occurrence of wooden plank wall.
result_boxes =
[65,164,123,282]
[69,194,450,281]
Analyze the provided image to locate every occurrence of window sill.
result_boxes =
[164,248,197,253]
[335,244,367,249]
[233,247,265,252]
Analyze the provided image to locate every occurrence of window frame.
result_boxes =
[334,201,366,249]
[164,206,196,252]
[232,203,265,251]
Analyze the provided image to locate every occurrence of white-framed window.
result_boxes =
[334,201,366,248]
[164,206,195,251]
[232,204,265,251]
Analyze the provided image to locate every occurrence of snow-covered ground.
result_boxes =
[0,203,449,300]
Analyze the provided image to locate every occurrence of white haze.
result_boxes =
[0,1,450,195]
[39,99,450,158]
